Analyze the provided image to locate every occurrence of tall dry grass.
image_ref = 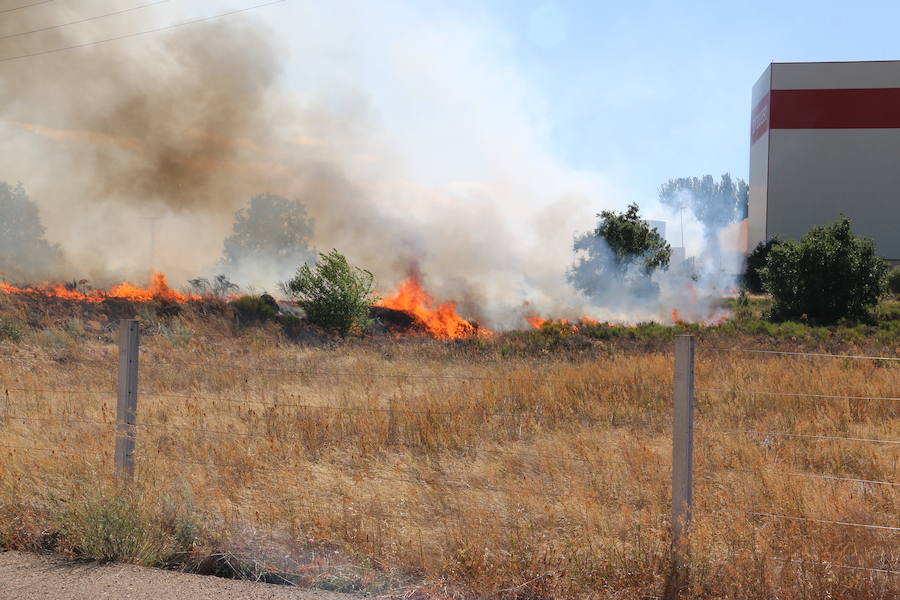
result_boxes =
[0,318,897,598]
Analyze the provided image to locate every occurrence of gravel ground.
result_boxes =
[0,551,361,600]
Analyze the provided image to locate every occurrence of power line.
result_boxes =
[0,0,52,15]
[0,0,286,63]
[0,0,168,42]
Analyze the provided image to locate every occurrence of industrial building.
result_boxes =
[748,61,900,262]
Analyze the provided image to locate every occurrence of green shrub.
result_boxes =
[59,489,167,564]
[887,266,900,296]
[760,217,888,324]
[874,299,900,323]
[743,237,779,294]
[55,484,203,566]
[281,249,378,336]
[0,317,22,342]
[233,294,278,324]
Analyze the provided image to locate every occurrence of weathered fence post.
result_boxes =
[670,333,695,591]
[115,319,139,478]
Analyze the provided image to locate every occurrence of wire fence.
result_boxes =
[1,322,898,588]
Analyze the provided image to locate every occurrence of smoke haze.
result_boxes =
[0,1,741,327]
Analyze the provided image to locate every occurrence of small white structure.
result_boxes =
[749,61,900,261]
[646,220,667,239]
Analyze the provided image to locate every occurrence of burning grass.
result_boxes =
[377,276,491,339]
[0,272,203,304]
[0,295,898,598]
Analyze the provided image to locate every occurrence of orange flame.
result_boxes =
[671,309,684,324]
[525,315,546,329]
[0,272,201,303]
[377,276,490,339]
[527,315,603,330]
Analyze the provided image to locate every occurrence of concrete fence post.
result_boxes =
[115,319,139,478]
[670,333,695,592]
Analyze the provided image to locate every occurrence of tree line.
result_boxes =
[2,178,898,334]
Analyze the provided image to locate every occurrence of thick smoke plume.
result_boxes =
[0,2,741,327]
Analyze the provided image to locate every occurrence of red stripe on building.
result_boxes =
[750,92,770,144]
[770,88,900,129]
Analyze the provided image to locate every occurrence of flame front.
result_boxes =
[378,276,490,339]
[0,272,201,303]
[525,315,547,329]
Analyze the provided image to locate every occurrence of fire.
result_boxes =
[526,314,602,330]
[0,272,201,303]
[377,276,491,339]
[525,315,546,329]
[671,309,684,324]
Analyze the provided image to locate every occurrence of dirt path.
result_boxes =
[0,551,361,600]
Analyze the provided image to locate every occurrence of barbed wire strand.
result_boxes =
[733,509,900,532]
[136,452,635,502]
[2,386,114,395]
[697,427,900,446]
[700,347,900,361]
[4,414,111,427]
[139,390,665,424]
[0,441,111,457]
[772,557,900,577]
[703,465,899,488]
[0,356,113,366]
[143,360,670,389]
[698,387,900,402]
[134,422,656,468]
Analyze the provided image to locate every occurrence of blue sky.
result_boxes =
[258,0,900,215]
[447,1,900,203]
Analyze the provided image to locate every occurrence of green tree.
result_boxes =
[220,193,315,273]
[761,217,888,323]
[659,174,748,235]
[888,266,900,297]
[280,249,378,336]
[743,237,780,294]
[0,181,63,279]
[568,203,671,300]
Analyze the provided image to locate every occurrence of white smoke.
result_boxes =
[0,0,740,327]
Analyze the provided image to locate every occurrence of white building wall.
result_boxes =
[767,129,900,259]
[748,61,900,260]
[748,66,770,252]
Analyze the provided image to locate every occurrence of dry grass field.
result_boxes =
[0,301,898,599]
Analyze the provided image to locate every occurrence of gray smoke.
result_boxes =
[0,2,739,327]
